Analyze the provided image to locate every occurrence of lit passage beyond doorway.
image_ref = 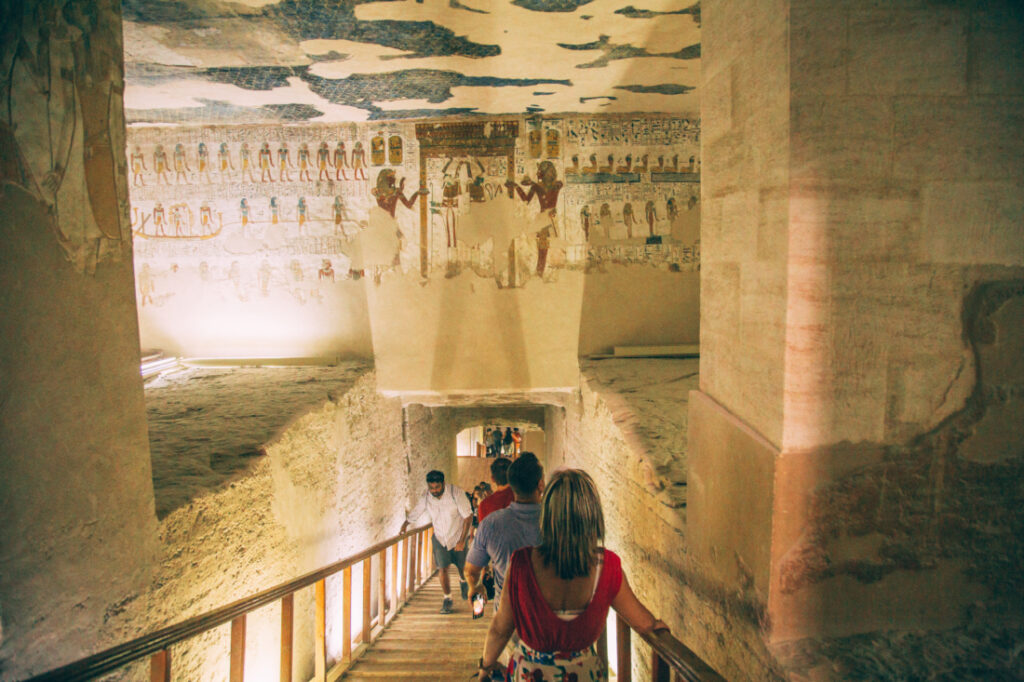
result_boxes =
[455,425,545,493]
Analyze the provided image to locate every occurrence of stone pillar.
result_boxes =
[691,0,1023,679]
[0,1,158,676]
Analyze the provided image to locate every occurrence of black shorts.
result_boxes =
[432,535,467,570]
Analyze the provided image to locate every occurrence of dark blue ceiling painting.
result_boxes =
[122,0,701,123]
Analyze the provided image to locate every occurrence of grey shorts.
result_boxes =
[432,535,467,570]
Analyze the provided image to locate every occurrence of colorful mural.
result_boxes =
[121,0,700,124]
[2,0,130,273]
[127,114,699,305]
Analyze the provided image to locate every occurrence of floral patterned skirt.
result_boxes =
[507,640,607,682]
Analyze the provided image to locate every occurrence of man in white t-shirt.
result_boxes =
[402,470,473,613]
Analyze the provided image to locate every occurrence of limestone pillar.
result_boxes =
[0,0,158,675]
[691,0,1023,679]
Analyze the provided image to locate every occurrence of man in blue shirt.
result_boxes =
[465,453,543,608]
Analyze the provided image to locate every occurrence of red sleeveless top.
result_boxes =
[506,547,623,653]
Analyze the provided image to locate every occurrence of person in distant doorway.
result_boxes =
[503,428,513,455]
[484,427,494,457]
[478,457,513,523]
[402,470,473,614]
[466,454,544,609]
[511,428,522,456]
[491,427,504,457]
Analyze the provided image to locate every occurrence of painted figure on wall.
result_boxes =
[371,134,386,166]
[2,0,126,262]
[351,141,367,180]
[197,142,212,183]
[239,198,249,227]
[173,143,191,184]
[623,202,636,239]
[219,142,235,180]
[199,202,213,235]
[259,142,274,182]
[598,203,613,241]
[131,146,147,186]
[349,169,425,283]
[297,197,308,233]
[666,197,678,223]
[334,141,349,180]
[169,204,184,236]
[138,264,155,306]
[318,259,335,282]
[507,160,563,277]
[372,168,425,218]
[258,259,272,296]
[645,200,657,236]
[317,142,332,181]
[152,202,166,236]
[333,196,344,233]
[297,142,312,181]
[153,145,170,184]
[278,143,293,182]
[240,142,255,183]
[270,197,279,224]
[580,205,591,242]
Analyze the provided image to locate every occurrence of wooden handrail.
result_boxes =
[614,614,726,682]
[28,524,432,682]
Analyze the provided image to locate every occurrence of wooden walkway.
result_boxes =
[343,567,490,681]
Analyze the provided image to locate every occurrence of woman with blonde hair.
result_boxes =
[477,469,668,681]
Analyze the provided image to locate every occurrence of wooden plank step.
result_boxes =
[340,573,487,681]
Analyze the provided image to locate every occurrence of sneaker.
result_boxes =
[440,597,453,614]
[460,580,469,600]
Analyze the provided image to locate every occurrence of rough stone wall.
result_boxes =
[548,362,776,681]
[693,1,1024,679]
[0,1,159,677]
[767,2,1024,678]
[100,370,445,681]
[699,0,791,447]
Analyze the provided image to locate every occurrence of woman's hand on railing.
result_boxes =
[650,618,670,633]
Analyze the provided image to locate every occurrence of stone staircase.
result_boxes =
[343,568,490,681]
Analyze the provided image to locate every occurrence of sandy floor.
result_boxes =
[144,362,371,518]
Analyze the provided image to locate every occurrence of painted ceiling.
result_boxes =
[123,0,701,124]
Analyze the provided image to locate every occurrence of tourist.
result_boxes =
[511,427,522,456]
[402,470,473,614]
[466,455,544,608]
[503,427,513,455]
[491,427,504,457]
[476,469,668,681]
[478,457,513,522]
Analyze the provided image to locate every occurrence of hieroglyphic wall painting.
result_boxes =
[2,0,131,273]
[127,114,699,306]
